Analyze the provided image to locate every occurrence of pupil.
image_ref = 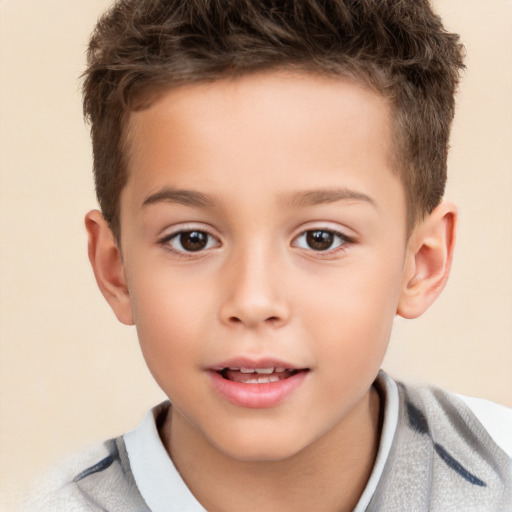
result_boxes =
[180,231,208,251]
[306,230,333,251]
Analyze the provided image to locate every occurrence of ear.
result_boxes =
[397,201,457,319]
[85,210,134,325]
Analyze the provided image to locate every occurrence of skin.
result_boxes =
[86,71,457,511]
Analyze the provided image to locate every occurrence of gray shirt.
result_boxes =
[28,372,512,511]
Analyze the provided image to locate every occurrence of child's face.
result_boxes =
[117,72,410,460]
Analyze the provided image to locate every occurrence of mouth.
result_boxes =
[208,360,310,408]
[218,367,303,384]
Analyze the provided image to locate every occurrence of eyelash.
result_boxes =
[158,228,220,256]
[158,228,353,256]
[292,229,353,255]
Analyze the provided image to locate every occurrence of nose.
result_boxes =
[218,246,290,329]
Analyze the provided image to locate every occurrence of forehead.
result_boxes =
[122,71,403,219]
[127,71,392,157]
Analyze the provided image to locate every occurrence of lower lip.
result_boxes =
[208,370,309,409]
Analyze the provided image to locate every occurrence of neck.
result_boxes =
[162,387,381,512]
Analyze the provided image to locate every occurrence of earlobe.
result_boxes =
[397,202,457,319]
[85,210,134,325]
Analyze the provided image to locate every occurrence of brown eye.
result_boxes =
[306,230,335,251]
[179,231,209,251]
[293,229,350,252]
[164,229,220,253]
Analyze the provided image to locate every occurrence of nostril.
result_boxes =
[227,315,281,326]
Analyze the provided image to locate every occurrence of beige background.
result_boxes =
[1,0,511,507]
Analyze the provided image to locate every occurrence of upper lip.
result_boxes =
[209,357,306,372]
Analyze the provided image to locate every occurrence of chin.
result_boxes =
[211,428,308,463]
[222,445,301,463]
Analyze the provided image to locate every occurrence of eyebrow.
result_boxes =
[142,187,217,209]
[141,186,376,210]
[286,188,377,209]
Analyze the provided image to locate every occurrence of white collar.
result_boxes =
[353,371,400,511]
[124,402,206,512]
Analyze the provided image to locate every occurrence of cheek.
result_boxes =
[300,276,397,410]
[127,267,215,375]
[130,263,213,328]
[301,256,404,363]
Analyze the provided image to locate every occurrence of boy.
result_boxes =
[31,0,511,510]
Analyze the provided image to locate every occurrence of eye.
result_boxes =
[293,229,350,252]
[163,230,220,253]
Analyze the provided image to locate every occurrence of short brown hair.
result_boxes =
[83,0,465,240]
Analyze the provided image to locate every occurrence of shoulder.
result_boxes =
[402,382,512,460]
[455,393,512,458]
[23,438,150,512]
[366,374,512,511]
[23,442,110,512]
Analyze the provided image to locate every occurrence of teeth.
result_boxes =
[255,368,274,374]
[275,368,286,373]
[236,367,276,374]
[245,375,281,384]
